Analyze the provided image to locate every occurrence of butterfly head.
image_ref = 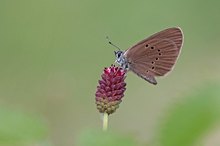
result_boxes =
[114,50,128,69]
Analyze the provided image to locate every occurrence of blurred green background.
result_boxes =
[0,0,220,146]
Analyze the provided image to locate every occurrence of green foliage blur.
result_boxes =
[0,0,220,146]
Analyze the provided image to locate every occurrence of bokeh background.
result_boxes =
[0,0,220,146]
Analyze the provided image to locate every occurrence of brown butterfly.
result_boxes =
[113,27,184,85]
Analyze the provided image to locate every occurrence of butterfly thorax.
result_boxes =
[114,50,129,70]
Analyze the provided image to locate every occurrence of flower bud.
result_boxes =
[95,65,127,115]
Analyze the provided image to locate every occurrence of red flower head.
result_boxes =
[95,65,127,115]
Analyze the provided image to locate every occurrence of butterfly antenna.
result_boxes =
[106,36,121,50]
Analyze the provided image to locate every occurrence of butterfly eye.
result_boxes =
[116,52,122,58]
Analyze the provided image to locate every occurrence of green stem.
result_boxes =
[103,113,108,131]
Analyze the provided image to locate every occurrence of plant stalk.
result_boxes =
[103,113,108,131]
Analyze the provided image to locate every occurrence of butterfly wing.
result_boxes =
[124,27,183,85]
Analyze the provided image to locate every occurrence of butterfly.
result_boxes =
[113,27,183,85]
